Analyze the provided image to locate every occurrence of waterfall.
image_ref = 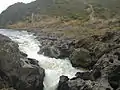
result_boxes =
[0,29,83,90]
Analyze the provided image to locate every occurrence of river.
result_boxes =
[0,29,83,90]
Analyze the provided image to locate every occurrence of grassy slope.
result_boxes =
[1,0,120,39]
[1,0,120,26]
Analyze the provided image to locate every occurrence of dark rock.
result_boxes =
[56,45,71,58]
[100,31,120,44]
[57,76,93,90]
[114,52,120,61]
[109,58,114,63]
[70,48,95,68]
[91,68,101,80]
[38,45,61,58]
[20,52,28,57]
[58,31,120,90]
[0,34,45,90]
[59,76,69,83]
[0,70,11,89]
[75,72,91,80]
[0,87,16,90]
[106,88,111,90]
[38,43,71,59]
[108,66,120,90]
[74,36,109,57]
[101,32,115,42]
[117,88,120,90]
[75,68,101,81]
[31,29,120,90]
[57,76,69,90]
[0,34,20,78]
[36,30,74,59]
[92,47,120,90]
[27,58,39,66]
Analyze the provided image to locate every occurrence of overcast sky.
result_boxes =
[0,0,35,13]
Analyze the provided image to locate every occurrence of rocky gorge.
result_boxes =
[0,29,120,90]
[0,0,120,90]
[30,29,120,90]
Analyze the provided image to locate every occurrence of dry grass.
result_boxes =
[8,15,120,39]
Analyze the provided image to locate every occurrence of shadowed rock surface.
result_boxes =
[57,31,120,90]
[70,48,95,68]
[0,34,45,90]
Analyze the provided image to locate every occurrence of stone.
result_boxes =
[39,45,61,58]
[0,34,45,90]
[57,76,93,90]
[70,48,94,68]
[108,66,120,90]
[57,76,69,90]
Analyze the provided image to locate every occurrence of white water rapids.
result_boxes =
[0,29,83,90]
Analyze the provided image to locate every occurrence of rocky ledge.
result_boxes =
[0,34,45,90]
[57,31,120,90]
[31,30,120,90]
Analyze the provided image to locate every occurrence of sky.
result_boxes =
[0,0,35,13]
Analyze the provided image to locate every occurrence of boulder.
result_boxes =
[75,68,101,81]
[37,32,74,59]
[57,75,113,90]
[57,76,93,90]
[38,44,71,59]
[108,66,120,90]
[75,72,91,80]
[57,76,69,90]
[38,45,61,58]
[0,34,45,90]
[70,48,95,68]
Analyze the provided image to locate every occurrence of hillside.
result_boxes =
[0,0,120,40]
[0,0,120,26]
[0,0,86,26]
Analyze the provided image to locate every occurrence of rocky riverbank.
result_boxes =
[0,34,45,90]
[0,29,120,90]
[29,29,120,90]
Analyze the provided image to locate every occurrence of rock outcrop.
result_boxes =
[0,34,45,90]
[57,31,120,90]
[28,29,120,90]
[37,32,73,59]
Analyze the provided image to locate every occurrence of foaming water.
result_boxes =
[0,29,83,90]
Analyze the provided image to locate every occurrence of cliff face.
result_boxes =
[0,0,120,27]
